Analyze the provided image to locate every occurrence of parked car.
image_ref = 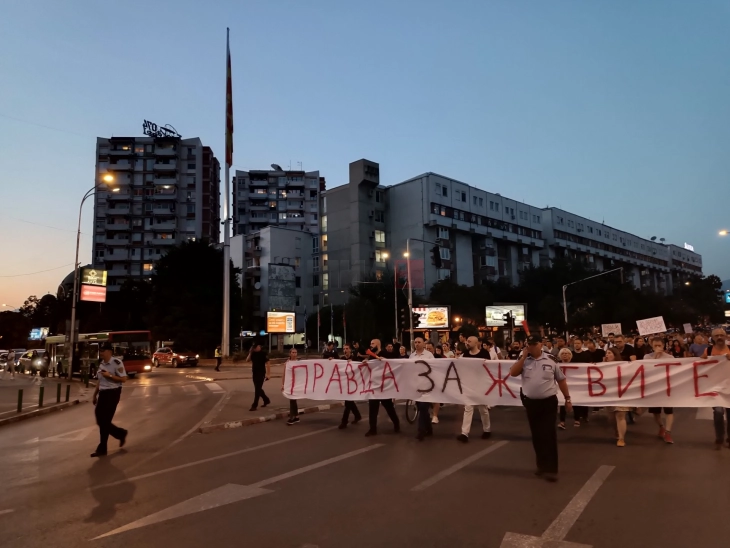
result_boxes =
[152,347,199,368]
[19,350,48,375]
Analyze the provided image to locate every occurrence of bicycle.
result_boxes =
[404,399,418,424]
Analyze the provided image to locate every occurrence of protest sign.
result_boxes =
[636,316,667,336]
[601,323,622,337]
[683,323,693,334]
[283,357,730,407]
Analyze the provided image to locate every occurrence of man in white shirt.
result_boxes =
[410,336,434,441]
[457,336,492,443]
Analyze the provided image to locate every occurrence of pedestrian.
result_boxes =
[510,335,573,482]
[701,328,730,449]
[688,334,708,358]
[4,349,16,380]
[457,336,492,443]
[245,343,271,411]
[90,342,128,458]
[338,344,362,429]
[283,347,301,425]
[215,345,222,371]
[380,342,399,359]
[398,345,407,358]
[363,340,400,437]
[456,332,467,355]
[410,336,434,441]
[556,348,577,430]
[603,347,632,446]
[322,341,339,359]
[644,337,676,444]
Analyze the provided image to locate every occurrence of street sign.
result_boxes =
[81,268,107,287]
[80,284,107,303]
[266,311,295,333]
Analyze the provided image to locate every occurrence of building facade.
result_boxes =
[92,135,220,290]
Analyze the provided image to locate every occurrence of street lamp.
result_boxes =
[720,230,728,236]
[2,304,19,310]
[68,173,117,379]
[684,281,691,286]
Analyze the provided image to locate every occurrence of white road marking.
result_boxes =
[92,426,339,489]
[182,385,199,395]
[23,426,94,444]
[129,388,146,398]
[205,382,224,392]
[6,444,39,487]
[92,444,383,540]
[696,407,713,420]
[0,509,14,516]
[500,465,615,548]
[411,441,509,492]
[158,386,171,396]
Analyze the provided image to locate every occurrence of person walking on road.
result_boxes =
[363,340,400,437]
[246,343,271,411]
[510,335,573,482]
[283,347,300,425]
[338,344,362,429]
[410,336,434,441]
[3,349,16,380]
[644,337,676,444]
[702,329,730,449]
[457,336,492,443]
[91,342,128,458]
[215,345,222,372]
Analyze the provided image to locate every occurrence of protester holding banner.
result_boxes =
[634,337,649,359]
[602,347,631,447]
[702,328,730,449]
[510,335,572,482]
[644,338,675,443]
[583,339,605,363]
[457,336,492,443]
[557,348,576,430]
[689,334,708,358]
[337,344,362,429]
[411,336,435,441]
[364,341,400,438]
[284,348,300,425]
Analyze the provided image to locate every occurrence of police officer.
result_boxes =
[215,345,222,372]
[91,342,128,458]
[510,335,572,482]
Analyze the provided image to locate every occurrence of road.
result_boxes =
[1,372,729,547]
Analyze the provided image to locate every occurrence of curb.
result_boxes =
[199,402,345,433]
[0,400,81,427]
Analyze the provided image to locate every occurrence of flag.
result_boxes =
[225,28,233,167]
[342,308,346,327]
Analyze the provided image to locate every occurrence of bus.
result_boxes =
[45,330,153,378]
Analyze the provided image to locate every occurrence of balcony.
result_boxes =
[154,176,177,186]
[155,147,177,156]
[151,238,177,246]
[107,205,130,214]
[286,202,304,211]
[108,192,131,201]
[153,192,177,200]
[153,162,177,171]
[106,237,130,246]
[249,178,268,187]
[152,208,176,216]
[107,267,129,277]
[151,220,177,231]
[109,148,133,156]
[105,222,129,230]
[108,161,132,170]
[286,216,305,224]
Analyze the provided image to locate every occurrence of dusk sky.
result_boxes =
[1,0,728,308]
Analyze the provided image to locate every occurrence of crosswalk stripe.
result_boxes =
[182,385,199,395]
[158,386,171,396]
[129,388,147,398]
[696,408,713,421]
[205,383,224,393]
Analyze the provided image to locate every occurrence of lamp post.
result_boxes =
[562,267,623,339]
[720,230,728,237]
[2,304,19,310]
[405,237,440,351]
[68,174,117,379]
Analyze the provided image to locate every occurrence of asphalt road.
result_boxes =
[1,379,729,548]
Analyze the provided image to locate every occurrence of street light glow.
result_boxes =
[382,252,389,259]
[403,252,409,258]
[720,230,728,236]
[685,282,691,286]
[102,173,115,183]
[111,187,120,193]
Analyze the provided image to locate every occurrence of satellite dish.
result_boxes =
[271,164,283,171]
[660,238,665,242]
[650,236,657,241]
[254,282,261,289]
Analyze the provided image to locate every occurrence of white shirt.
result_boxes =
[489,347,500,360]
[410,349,434,360]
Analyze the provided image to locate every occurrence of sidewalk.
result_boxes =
[0,377,90,427]
[199,376,347,433]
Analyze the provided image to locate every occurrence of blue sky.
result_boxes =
[1,0,729,307]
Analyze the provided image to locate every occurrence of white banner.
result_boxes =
[601,323,622,337]
[636,316,667,336]
[283,358,730,407]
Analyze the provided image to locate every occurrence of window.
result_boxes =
[279,213,287,220]
[375,270,384,281]
[459,211,465,221]
[322,197,327,213]
[269,201,277,208]
[437,269,450,281]
[375,249,387,263]
[440,206,446,217]
[438,227,449,239]
[143,263,154,272]
[322,235,327,251]
[144,203,153,212]
[374,230,385,244]
[322,273,329,290]
[322,254,328,268]
[473,196,477,205]
[313,239,319,253]
[440,247,451,260]
[186,204,195,215]
[374,211,385,223]
[461,191,467,202]
[490,201,494,211]
[96,250,105,259]
[313,274,319,287]
[495,203,500,212]
[313,294,319,307]
[321,215,327,231]
[588,226,593,234]
[375,190,383,203]
[479,198,483,206]
[187,163,196,169]
[442,186,448,197]
[436,183,441,195]
[295,276,301,288]
[309,190,317,198]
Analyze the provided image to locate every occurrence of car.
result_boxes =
[19,350,48,375]
[152,347,199,368]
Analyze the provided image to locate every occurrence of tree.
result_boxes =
[347,270,413,344]
[0,311,32,348]
[148,239,242,354]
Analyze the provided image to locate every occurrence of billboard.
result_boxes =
[267,311,295,333]
[80,284,107,303]
[29,327,49,341]
[81,268,107,287]
[412,306,450,329]
[485,304,526,327]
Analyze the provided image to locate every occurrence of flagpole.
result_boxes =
[222,27,233,357]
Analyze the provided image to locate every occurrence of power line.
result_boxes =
[0,112,90,139]
[1,215,87,235]
[0,264,73,278]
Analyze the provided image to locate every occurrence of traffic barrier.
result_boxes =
[56,383,61,404]
[65,385,70,403]
[38,386,44,408]
[17,390,23,413]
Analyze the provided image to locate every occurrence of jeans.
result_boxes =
[713,407,730,443]
[461,405,491,437]
[289,399,298,418]
[523,395,559,474]
[95,388,126,454]
[368,399,400,432]
[559,405,588,423]
[341,401,361,424]
[252,374,270,408]
[417,402,432,435]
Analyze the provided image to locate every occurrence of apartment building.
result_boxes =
[92,135,220,290]
[232,168,324,237]
[667,243,703,291]
[230,227,315,333]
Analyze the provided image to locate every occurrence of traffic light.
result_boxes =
[412,311,421,329]
[431,246,443,268]
[399,308,407,329]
